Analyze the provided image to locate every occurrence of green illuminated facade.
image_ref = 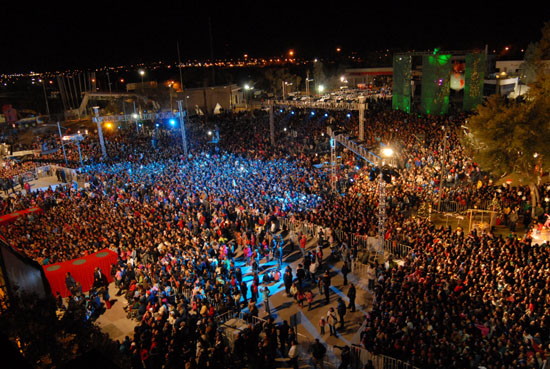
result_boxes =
[392,55,412,112]
[421,54,452,115]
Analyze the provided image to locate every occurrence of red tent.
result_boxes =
[0,207,44,226]
[43,249,118,297]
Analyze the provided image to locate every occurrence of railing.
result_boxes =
[214,309,238,324]
[435,199,496,214]
[350,345,420,369]
[384,240,413,259]
[435,200,468,214]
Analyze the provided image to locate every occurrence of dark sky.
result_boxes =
[2,1,549,73]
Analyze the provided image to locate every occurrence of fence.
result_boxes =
[434,199,495,214]
[384,240,413,259]
[279,216,415,262]
[350,345,419,369]
[213,309,239,324]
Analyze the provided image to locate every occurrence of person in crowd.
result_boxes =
[4,108,549,369]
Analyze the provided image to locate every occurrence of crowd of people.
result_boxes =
[1,105,549,368]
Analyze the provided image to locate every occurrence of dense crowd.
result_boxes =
[361,218,550,369]
[2,106,550,368]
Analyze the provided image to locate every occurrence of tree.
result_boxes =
[262,68,302,97]
[466,22,550,215]
[313,61,326,92]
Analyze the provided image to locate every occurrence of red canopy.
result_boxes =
[43,249,118,297]
[0,207,44,226]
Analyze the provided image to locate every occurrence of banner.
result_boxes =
[392,54,412,113]
[421,53,452,115]
[463,53,486,111]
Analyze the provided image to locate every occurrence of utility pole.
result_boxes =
[93,107,107,158]
[57,121,68,166]
[269,103,275,147]
[437,126,447,212]
[41,79,51,119]
[178,100,188,157]
[358,96,365,141]
[208,17,215,85]
[106,72,112,95]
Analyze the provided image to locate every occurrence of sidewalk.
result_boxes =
[0,174,67,199]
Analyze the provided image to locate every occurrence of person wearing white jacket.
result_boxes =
[288,340,299,369]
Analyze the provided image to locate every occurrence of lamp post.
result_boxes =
[39,79,51,120]
[244,84,253,110]
[168,81,175,112]
[378,147,394,258]
[139,69,145,95]
[177,100,188,157]
[93,106,107,158]
[437,126,447,212]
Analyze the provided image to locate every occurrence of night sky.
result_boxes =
[2,1,549,73]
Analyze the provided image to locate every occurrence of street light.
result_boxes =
[381,147,393,158]
[38,79,51,119]
[244,84,254,109]
[317,84,325,94]
[168,81,176,112]
[374,146,394,258]
[139,69,145,94]
[282,81,292,100]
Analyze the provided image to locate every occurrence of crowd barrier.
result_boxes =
[434,199,495,214]
[350,345,419,369]
[10,165,55,186]
[279,216,414,262]
[384,240,413,259]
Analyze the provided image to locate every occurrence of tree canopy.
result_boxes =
[467,21,550,184]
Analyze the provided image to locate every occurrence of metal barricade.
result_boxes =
[384,240,412,259]
[214,309,237,324]
[436,200,468,214]
[350,345,419,369]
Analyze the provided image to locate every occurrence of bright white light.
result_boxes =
[132,113,139,119]
[382,148,394,157]
[318,85,325,93]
